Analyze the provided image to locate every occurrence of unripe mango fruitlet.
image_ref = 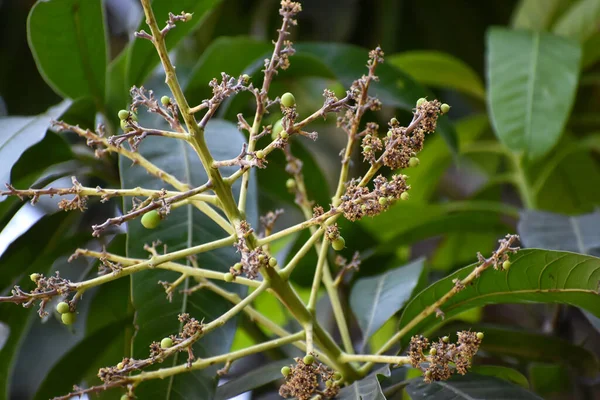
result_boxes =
[256,150,265,159]
[272,119,284,139]
[56,301,70,314]
[120,395,129,400]
[378,197,387,206]
[430,348,437,356]
[118,109,130,120]
[333,372,342,380]
[476,332,484,340]
[286,178,296,190]
[390,117,398,125]
[281,92,296,108]
[303,354,314,365]
[141,210,161,229]
[117,362,124,370]
[224,272,234,282]
[160,337,173,349]
[30,273,40,282]
[269,257,278,267]
[502,260,511,270]
[401,192,410,201]
[233,263,243,272]
[416,97,426,107]
[161,96,170,106]
[281,366,291,377]
[279,131,289,140]
[442,336,449,343]
[242,74,251,83]
[120,119,130,131]
[61,312,76,325]
[441,103,451,114]
[184,13,193,21]
[332,237,345,251]
[409,157,420,168]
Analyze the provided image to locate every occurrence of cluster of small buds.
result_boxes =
[325,224,340,241]
[361,123,383,163]
[408,331,483,383]
[230,221,272,280]
[340,174,409,221]
[490,234,520,270]
[279,355,340,400]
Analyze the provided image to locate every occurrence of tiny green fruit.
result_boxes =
[184,12,193,21]
[363,145,372,153]
[120,119,130,131]
[332,237,345,251]
[141,210,161,229]
[325,380,333,388]
[502,260,511,270]
[387,130,393,138]
[286,178,296,190]
[442,336,449,343]
[430,348,437,356]
[30,273,40,282]
[118,109,130,120]
[361,204,367,212]
[378,197,387,206]
[256,150,265,159]
[268,257,278,267]
[233,262,243,272]
[400,192,410,201]
[279,131,289,140]
[281,366,291,377]
[258,254,266,263]
[61,312,76,325]
[160,337,173,349]
[416,97,426,107]
[333,371,342,380]
[476,332,484,340]
[224,273,234,282]
[303,354,314,365]
[120,395,129,400]
[409,157,420,168]
[390,117,398,125]
[281,92,296,108]
[56,301,70,314]
[117,362,124,370]
[425,370,432,379]
[272,119,284,140]
[161,96,170,106]
[242,74,251,83]
[441,103,451,114]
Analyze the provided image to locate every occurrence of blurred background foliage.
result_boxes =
[0,0,599,399]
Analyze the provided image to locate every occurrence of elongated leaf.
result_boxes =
[397,249,600,348]
[388,51,485,100]
[215,359,292,400]
[27,0,107,103]
[486,28,581,160]
[518,209,600,254]
[126,0,222,87]
[339,366,390,400]
[471,366,529,388]
[406,374,543,400]
[350,259,425,348]
[553,0,600,42]
[120,119,257,399]
[511,0,571,30]
[0,101,71,201]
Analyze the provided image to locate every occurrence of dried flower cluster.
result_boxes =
[279,356,339,400]
[341,174,409,221]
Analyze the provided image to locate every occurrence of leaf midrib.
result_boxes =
[525,32,540,155]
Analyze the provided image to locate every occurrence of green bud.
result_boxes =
[442,336,450,343]
[268,257,278,267]
[409,157,420,168]
[286,178,296,190]
[233,263,243,272]
[256,150,265,159]
[160,337,173,349]
[361,204,367,212]
[161,96,171,106]
[281,366,291,377]
[141,210,161,229]
[184,12,193,21]
[224,273,234,283]
[258,254,266,263]
[378,197,387,206]
[117,362,124,370]
[416,97,426,107]
[387,130,393,138]
[390,117,398,125]
[272,119,284,139]
[120,119,130,132]
[364,134,372,140]
[325,380,333,388]
[387,196,394,203]
[120,395,129,400]
[242,74,251,83]
[303,354,314,365]
[502,260,511,270]
[441,103,451,114]
[279,130,289,140]
[61,312,76,325]
[333,372,342,380]
[476,332,484,340]
[30,273,41,282]
[332,237,345,251]
[400,192,410,201]
[118,109,130,120]
[56,301,70,314]
[363,145,372,153]
[430,348,437,356]
[281,92,296,108]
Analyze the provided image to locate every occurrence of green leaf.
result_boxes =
[33,319,130,400]
[471,366,529,388]
[511,0,571,30]
[350,259,425,348]
[27,0,107,103]
[553,0,600,42]
[397,249,600,348]
[388,51,485,100]
[518,209,600,254]
[582,31,600,68]
[214,359,292,400]
[486,28,581,160]
[120,119,257,399]
[338,366,390,400]
[126,0,222,87]
[528,363,571,396]
[406,374,543,400]
[0,101,71,201]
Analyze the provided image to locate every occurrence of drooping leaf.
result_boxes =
[338,366,390,400]
[471,366,529,388]
[397,249,600,348]
[120,118,257,399]
[214,359,292,400]
[126,0,222,87]
[350,259,425,348]
[486,28,581,160]
[511,0,571,31]
[518,209,600,255]
[0,101,71,201]
[388,51,485,100]
[406,374,543,400]
[27,0,107,103]
[553,0,600,42]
